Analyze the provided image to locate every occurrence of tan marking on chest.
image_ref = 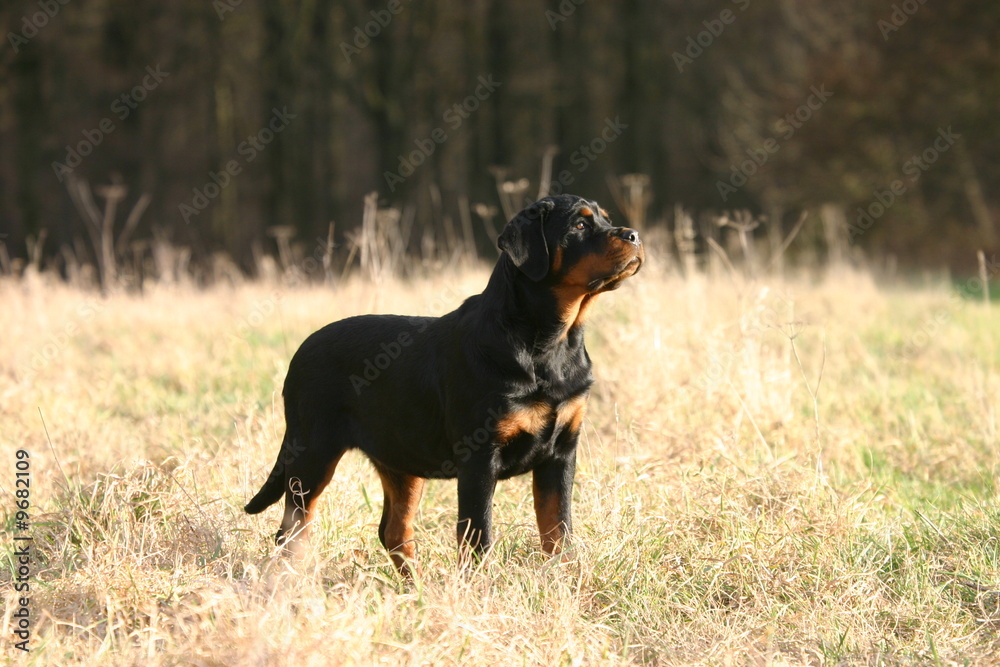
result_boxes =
[495,402,553,443]
[555,394,588,433]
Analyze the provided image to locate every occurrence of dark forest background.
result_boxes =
[2,0,999,279]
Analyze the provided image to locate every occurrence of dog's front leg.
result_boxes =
[456,456,498,566]
[532,454,576,555]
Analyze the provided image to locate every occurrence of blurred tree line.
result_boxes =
[1,0,998,274]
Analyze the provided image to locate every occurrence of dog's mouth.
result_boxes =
[587,247,644,292]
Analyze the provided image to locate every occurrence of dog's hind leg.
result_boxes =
[375,466,425,576]
[378,489,391,550]
[275,427,346,554]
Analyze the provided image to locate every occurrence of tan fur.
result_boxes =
[556,394,588,434]
[532,477,566,555]
[496,402,552,442]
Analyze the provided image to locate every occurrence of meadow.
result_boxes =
[2,248,999,665]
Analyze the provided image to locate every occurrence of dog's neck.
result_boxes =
[481,255,587,352]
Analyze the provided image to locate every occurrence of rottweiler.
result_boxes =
[245,193,644,574]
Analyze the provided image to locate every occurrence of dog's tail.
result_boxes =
[244,432,291,514]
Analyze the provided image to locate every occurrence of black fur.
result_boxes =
[245,193,644,568]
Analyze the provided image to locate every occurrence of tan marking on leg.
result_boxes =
[495,402,553,443]
[532,478,566,555]
[301,451,344,527]
[380,472,425,576]
[278,452,343,554]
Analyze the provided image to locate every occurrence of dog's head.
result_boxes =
[498,194,644,292]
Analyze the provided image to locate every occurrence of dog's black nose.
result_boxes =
[617,227,640,245]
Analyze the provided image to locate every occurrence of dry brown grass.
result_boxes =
[2,255,999,665]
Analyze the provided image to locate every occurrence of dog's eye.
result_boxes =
[575,221,587,230]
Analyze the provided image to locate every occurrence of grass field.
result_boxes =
[2,254,999,665]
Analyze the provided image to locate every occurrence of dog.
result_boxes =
[245,194,644,574]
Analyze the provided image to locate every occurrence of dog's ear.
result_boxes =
[497,199,554,281]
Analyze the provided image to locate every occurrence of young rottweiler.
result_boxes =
[245,194,644,573]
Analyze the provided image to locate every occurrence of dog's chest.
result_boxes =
[492,350,592,451]
[493,391,587,443]
[485,337,592,458]
[488,387,587,479]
